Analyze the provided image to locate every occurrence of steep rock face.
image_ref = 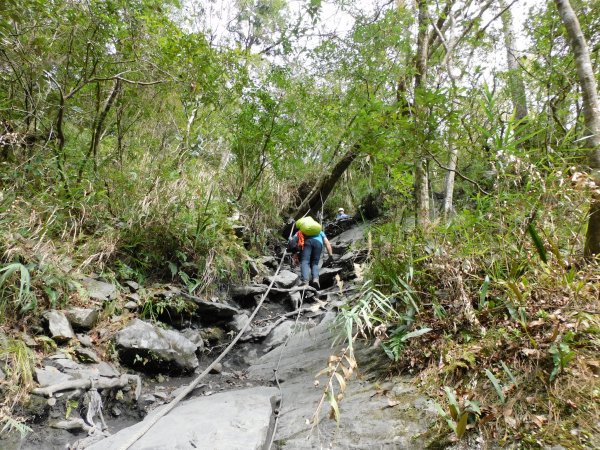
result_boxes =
[114,319,198,374]
[87,386,279,450]
[248,313,436,449]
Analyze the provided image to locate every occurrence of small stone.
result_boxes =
[125,292,140,302]
[112,406,122,416]
[140,394,156,404]
[209,363,223,374]
[47,397,57,407]
[125,280,140,292]
[80,277,117,301]
[21,333,38,347]
[43,310,75,342]
[74,347,101,364]
[153,391,168,401]
[76,334,93,347]
[65,308,99,330]
[124,301,138,311]
[35,366,74,387]
[97,362,120,378]
[228,314,250,333]
[265,270,298,289]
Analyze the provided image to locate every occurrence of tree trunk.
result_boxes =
[443,143,459,220]
[415,157,429,227]
[555,0,600,257]
[500,0,528,122]
[293,144,360,220]
[413,0,430,227]
[77,79,121,182]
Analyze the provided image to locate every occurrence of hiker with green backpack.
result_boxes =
[292,216,334,289]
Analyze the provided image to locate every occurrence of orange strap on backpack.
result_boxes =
[297,231,304,250]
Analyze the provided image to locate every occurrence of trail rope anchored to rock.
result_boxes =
[117,226,299,450]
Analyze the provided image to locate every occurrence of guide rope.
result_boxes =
[118,224,299,450]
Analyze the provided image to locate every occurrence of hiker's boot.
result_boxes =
[310,278,320,290]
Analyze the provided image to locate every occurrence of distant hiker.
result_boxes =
[292,216,334,289]
[336,208,350,220]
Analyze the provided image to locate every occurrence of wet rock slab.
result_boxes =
[248,312,436,449]
[87,386,279,450]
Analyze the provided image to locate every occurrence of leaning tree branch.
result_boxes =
[32,374,141,398]
[425,149,489,195]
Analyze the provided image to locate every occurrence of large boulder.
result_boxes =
[114,319,198,374]
[265,270,298,289]
[329,224,368,255]
[65,307,99,330]
[186,296,241,322]
[87,386,279,450]
[317,267,344,289]
[43,310,75,342]
[231,283,268,307]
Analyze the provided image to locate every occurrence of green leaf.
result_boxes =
[485,369,505,403]
[400,327,432,342]
[456,412,469,439]
[527,222,547,263]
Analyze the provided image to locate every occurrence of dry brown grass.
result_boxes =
[381,249,600,448]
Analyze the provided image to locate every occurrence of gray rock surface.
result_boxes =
[317,267,343,289]
[87,386,279,450]
[263,320,295,351]
[65,307,99,330]
[229,313,250,333]
[74,346,101,363]
[187,296,241,321]
[265,269,298,289]
[76,333,93,347]
[80,277,117,301]
[257,256,278,269]
[124,300,138,310]
[328,223,368,254]
[43,310,74,342]
[35,366,73,387]
[125,280,140,291]
[115,319,199,373]
[231,283,268,306]
[248,312,435,449]
[181,328,205,352]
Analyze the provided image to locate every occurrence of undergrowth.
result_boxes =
[331,168,600,448]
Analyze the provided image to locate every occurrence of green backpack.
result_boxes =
[295,216,322,236]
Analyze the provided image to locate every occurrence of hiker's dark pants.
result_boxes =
[300,238,322,282]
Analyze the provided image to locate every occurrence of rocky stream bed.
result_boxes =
[1,223,437,450]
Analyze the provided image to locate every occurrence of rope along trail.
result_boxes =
[117,243,295,450]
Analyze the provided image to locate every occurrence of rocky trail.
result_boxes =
[1,222,436,450]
